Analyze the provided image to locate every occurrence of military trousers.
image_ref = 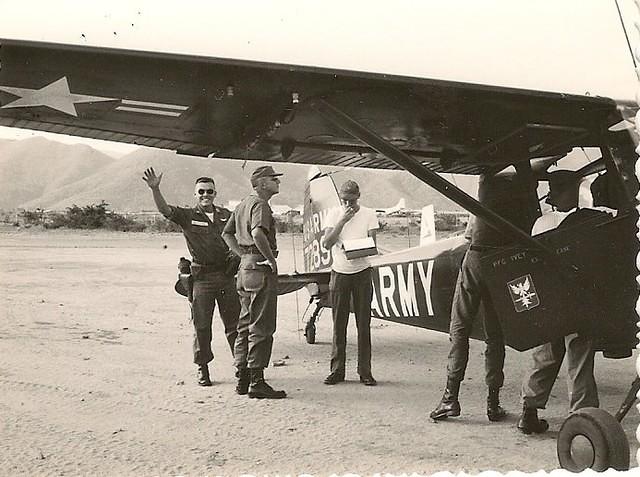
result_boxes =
[191,272,240,365]
[235,256,278,370]
[329,268,374,378]
[446,249,505,388]
[521,333,598,413]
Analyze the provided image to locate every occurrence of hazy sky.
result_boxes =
[1,0,638,154]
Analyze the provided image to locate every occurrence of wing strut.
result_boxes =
[309,98,560,261]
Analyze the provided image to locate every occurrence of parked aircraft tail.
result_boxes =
[376,197,406,215]
[302,168,340,272]
[419,205,436,245]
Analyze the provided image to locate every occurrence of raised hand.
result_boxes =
[142,167,163,189]
[340,206,356,224]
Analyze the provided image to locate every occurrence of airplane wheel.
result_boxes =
[304,324,316,344]
[557,407,629,472]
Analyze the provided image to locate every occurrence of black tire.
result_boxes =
[557,407,629,472]
[304,324,316,344]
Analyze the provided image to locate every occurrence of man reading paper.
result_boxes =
[322,180,379,386]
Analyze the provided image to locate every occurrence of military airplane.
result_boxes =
[375,198,406,215]
[0,38,637,472]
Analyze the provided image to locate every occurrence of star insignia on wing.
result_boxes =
[0,77,116,117]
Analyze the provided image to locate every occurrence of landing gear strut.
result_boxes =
[304,300,323,344]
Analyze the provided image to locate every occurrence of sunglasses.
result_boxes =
[197,189,215,195]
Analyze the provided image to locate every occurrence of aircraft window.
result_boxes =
[547,147,600,174]
[537,147,603,212]
[536,171,615,215]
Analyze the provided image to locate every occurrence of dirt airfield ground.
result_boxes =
[1,227,638,476]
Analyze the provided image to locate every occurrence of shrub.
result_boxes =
[104,213,146,232]
[20,201,147,231]
[20,208,44,226]
[275,217,302,234]
[44,212,67,229]
[434,213,465,232]
[64,201,109,229]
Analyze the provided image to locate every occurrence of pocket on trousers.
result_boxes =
[239,269,265,292]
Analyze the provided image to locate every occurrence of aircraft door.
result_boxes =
[480,212,636,352]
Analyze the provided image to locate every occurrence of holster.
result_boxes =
[181,274,194,302]
[174,257,194,302]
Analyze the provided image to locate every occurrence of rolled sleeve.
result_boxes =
[223,212,236,235]
[250,201,273,233]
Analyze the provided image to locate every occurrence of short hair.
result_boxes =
[195,176,215,186]
[339,180,360,196]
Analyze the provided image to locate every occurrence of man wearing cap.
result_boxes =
[430,172,538,422]
[517,170,609,434]
[222,165,287,399]
[322,180,380,386]
[142,168,240,387]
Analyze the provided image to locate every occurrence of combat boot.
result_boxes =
[487,387,507,422]
[517,404,549,434]
[429,378,461,420]
[235,368,250,395]
[248,368,287,399]
[197,364,212,387]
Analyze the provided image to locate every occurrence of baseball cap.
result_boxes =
[251,165,283,186]
[548,170,578,186]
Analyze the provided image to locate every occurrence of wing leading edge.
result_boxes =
[0,39,625,173]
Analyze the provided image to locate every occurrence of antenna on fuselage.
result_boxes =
[614,0,637,68]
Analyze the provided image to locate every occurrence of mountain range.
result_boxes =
[0,136,469,212]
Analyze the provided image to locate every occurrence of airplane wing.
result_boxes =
[0,39,628,174]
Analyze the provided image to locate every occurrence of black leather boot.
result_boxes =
[235,368,250,395]
[248,368,287,399]
[487,387,507,422]
[517,404,549,434]
[197,364,212,387]
[429,378,461,420]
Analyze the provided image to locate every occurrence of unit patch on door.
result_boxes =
[507,274,540,312]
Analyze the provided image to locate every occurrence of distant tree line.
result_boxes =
[3,203,466,236]
[9,202,146,231]
[3,202,304,233]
